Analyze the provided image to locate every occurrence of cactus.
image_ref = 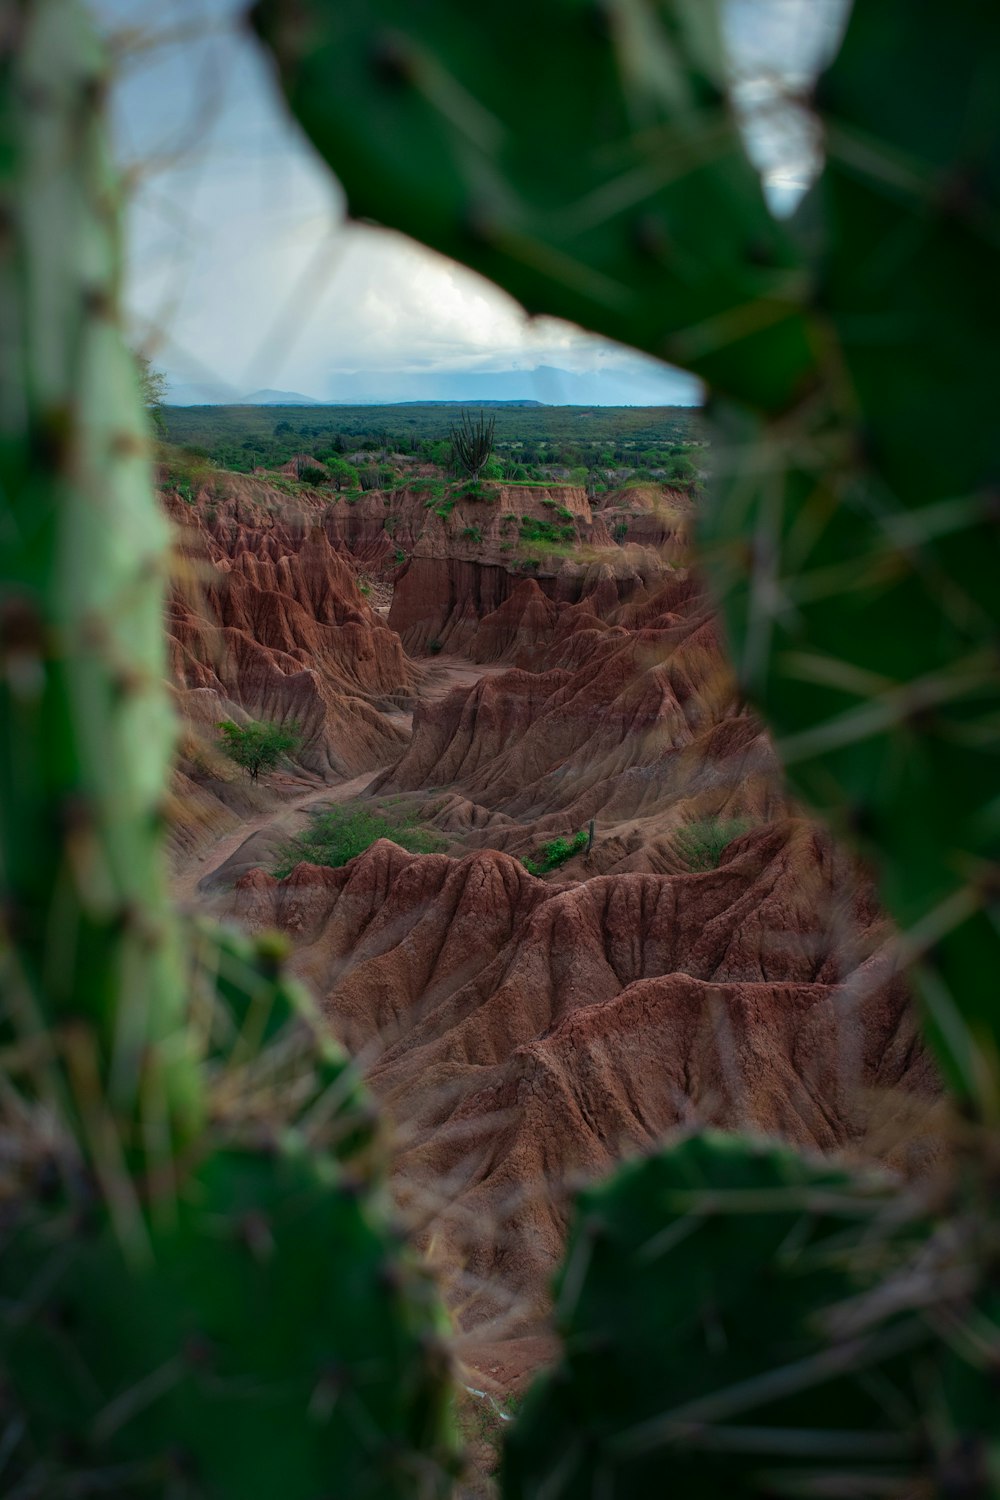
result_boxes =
[0,0,197,1154]
[0,922,457,1497]
[250,0,811,412]
[1,1140,454,1499]
[3,0,996,1492]
[702,0,1000,1104]
[501,1134,918,1499]
[501,1130,1000,1500]
[0,3,459,1494]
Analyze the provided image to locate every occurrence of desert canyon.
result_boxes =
[166,459,937,1394]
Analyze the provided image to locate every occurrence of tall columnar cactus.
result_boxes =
[0,4,459,1494]
[0,0,196,1154]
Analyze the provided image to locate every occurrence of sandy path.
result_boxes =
[171,657,509,907]
[422,658,509,702]
[171,770,379,906]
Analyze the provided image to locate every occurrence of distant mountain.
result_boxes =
[319,363,702,406]
[238,389,321,406]
[395,398,544,408]
[165,382,322,407]
[164,364,702,409]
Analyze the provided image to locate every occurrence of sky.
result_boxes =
[94,0,851,406]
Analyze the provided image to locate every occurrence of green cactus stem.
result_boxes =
[251,0,814,411]
[0,1140,457,1499]
[0,0,197,1152]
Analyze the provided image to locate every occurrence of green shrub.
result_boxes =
[262,472,303,496]
[273,803,446,877]
[458,479,494,501]
[461,524,482,542]
[324,455,359,490]
[519,514,576,548]
[675,817,753,871]
[428,638,444,654]
[358,465,394,491]
[522,828,589,875]
[217,718,300,782]
[519,514,558,545]
[411,477,447,501]
[298,463,327,486]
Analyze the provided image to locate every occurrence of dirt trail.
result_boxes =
[171,657,508,908]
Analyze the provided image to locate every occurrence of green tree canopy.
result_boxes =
[218,718,300,782]
[136,353,168,432]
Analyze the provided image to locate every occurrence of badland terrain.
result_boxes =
[164,406,937,1400]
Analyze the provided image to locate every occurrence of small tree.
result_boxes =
[450,409,496,479]
[324,455,359,490]
[217,718,300,782]
[136,353,167,433]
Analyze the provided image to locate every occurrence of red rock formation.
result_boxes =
[223,828,935,1329]
[166,481,416,778]
[371,570,785,873]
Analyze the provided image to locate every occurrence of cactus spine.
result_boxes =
[0,4,459,1494]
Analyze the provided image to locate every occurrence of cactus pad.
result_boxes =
[0,1143,457,1499]
[502,1133,925,1499]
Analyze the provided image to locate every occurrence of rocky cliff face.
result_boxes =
[164,482,411,862]
[167,480,416,775]
[374,574,782,873]
[226,830,934,1328]
[385,482,688,655]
